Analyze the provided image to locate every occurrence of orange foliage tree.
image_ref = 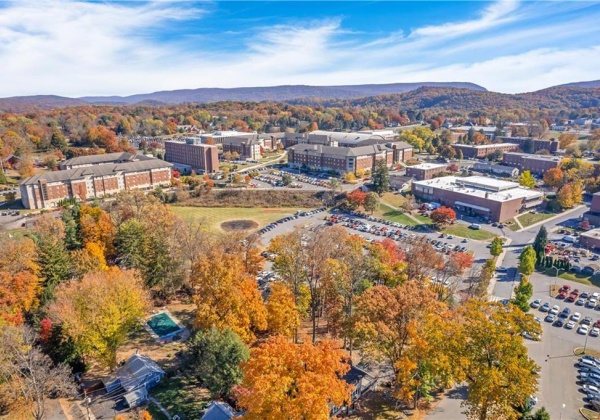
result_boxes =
[191,249,267,343]
[79,205,116,256]
[235,336,351,419]
[266,282,299,338]
[430,206,456,228]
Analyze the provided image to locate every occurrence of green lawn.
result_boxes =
[170,206,305,233]
[258,152,286,163]
[516,212,555,228]
[150,374,210,420]
[539,267,600,287]
[380,192,407,209]
[442,225,497,241]
[413,213,434,225]
[376,203,418,226]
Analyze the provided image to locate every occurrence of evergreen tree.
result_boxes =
[371,159,390,195]
[61,205,82,250]
[115,219,147,270]
[532,226,548,262]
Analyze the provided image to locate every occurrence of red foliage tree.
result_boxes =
[430,206,456,227]
[346,189,367,209]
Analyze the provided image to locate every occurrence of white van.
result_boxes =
[563,235,576,243]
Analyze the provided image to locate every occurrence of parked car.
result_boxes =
[579,325,591,335]
[566,320,576,329]
[550,305,560,315]
[540,302,551,312]
[572,312,582,322]
[530,299,542,309]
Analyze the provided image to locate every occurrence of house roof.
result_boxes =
[21,159,172,185]
[342,365,372,385]
[202,401,238,420]
[102,354,165,392]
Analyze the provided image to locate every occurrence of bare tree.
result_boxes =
[0,326,76,420]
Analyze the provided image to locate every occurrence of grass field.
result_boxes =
[380,192,407,208]
[171,206,304,232]
[516,212,555,228]
[375,203,418,226]
[442,225,497,241]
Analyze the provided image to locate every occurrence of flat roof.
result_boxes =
[408,163,447,170]
[413,176,543,203]
[504,152,561,161]
[453,142,518,149]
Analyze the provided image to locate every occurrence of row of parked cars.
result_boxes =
[256,208,327,235]
[577,356,600,409]
[532,293,600,336]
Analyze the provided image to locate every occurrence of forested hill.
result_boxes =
[295,86,600,111]
[0,82,485,112]
[555,80,600,89]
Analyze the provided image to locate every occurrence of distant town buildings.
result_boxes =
[20,158,172,209]
[164,140,219,174]
[497,137,559,153]
[411,175,543,222]
[406,163,448,181]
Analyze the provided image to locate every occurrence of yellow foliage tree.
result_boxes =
[49,269,149,369]
[266,282,299,338]
[192,250,267,343]
[79,205,115,255]
[236,336,351,419]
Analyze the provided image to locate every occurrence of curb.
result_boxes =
[516,205,586,233]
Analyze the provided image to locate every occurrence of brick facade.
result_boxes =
[502,152,561,175]
[451,143,520,158]
[165,141,219,173]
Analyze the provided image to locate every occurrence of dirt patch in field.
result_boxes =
[221,219,259,231]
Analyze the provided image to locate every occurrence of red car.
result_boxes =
[560,285,572,293]
[593,320,600,329]
[567,289,580,303]
[558,290,568,299]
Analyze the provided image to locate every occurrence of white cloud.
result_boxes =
[0,0,599,97]
[412,0,520,38]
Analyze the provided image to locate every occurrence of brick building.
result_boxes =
[406,163,448,181]
[411,175,543,222]
[451,143,520,158]
[472,162,519,177]
[165,141,219,174]
[498,137,559,153]
[501,152,561,176]
[288,144,396,174]
[60,152,154,170]
[221,136,262,160]
[579,229,600,251]
[583,193,600,227]
[20,159,173,209]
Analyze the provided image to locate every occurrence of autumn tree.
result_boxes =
[404,238,445,283]
[430,206,456,228]
[78,205,115,255]
[367,238,407,286]
[542,167,564,188]
[191,249,267,343]
[490,237,503,258]
[354,281,455,406]
[0,326,76,420]
[371,158,390,194]
[364,191,380,214]
[512,278,534,312]
[236,336,351,419]
[0,237,41,325]
[49,269,149,369]
[518,170,536,188]
[266,282,300,338]
[186,327,249,398]
[558,132,578,149]
[345,189,367,210]
[453,300,540,420]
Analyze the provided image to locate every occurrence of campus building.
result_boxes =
[288,143,397,174]
[164,141,219,174]
[198,131,257,145]
[583,192,600,227]
[451,143,520,159]
[411,175,544,222]
[20,159,173,209]
[60,152,154,170]
[472,162,519,177]
[221,136,262,160]
[498,137,559,153]
[502,152,562,176]
[406,163,448,181]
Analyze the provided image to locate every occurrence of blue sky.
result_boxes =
[1,0,599,97]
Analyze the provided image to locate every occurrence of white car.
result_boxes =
[530,299,542,309]
[566,320,576,329]
[550,305,560,315]
[588,298,598,308]
[572,312,582,322]
[579,325,591,335]
[593,292,600,300]
[584,384,600,393]
[592,328,600,337]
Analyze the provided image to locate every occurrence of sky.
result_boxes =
[1,0,600,97]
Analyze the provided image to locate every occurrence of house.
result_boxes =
[202,401,241,420]
[330,365,377,416]
[102,354,164,407]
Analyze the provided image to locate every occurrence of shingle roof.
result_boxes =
[21,159,172,185]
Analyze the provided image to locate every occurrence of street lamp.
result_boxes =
[560,403,565,420]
